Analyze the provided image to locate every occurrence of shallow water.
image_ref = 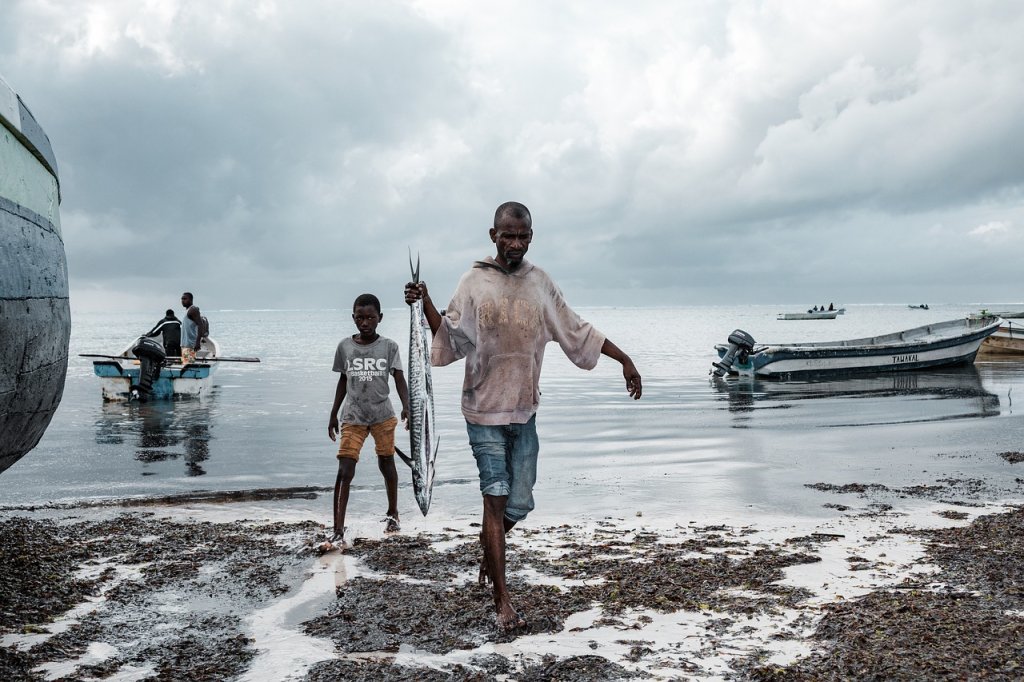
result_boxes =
[4,303,1024,526]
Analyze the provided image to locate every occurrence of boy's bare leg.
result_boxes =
[481,495,526,630]
[478,516,516,585]
[332,459,357,540]
[378,455,400,525]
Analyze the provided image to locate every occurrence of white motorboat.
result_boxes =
[712,315,1002,379]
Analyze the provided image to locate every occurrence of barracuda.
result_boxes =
[397,252,439,515]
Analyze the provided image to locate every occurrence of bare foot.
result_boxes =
[495,605,527,632]
[315,530,345,555]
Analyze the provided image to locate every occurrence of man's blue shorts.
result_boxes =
[465,415,539,523]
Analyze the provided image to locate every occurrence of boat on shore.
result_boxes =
[1,73,68,475]
[979,323,1024,355]
[777,311,840,320]
[89,337,222,401]
[983,310,1024,319]
[711,315,1002,379]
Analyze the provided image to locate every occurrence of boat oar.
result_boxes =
[79,354,261,363]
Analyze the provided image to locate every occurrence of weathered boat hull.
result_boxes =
[716,316,1001,379]
[0,74,68,475]
[979,326,1024,355]
[93,363,216,400]
[92,337,220,401]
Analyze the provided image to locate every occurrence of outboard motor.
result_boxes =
[711,329,756,377]
[130,336,167,401]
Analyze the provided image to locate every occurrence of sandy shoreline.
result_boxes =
[2,454,1023,681]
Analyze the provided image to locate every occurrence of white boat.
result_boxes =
[908,304,930,310]
[777,311,839,320]
[979,324,1024,355]
[91,336,221,401]
[712,315,1002,379]
[1,72,68,474]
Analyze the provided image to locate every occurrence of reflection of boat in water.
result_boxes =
[0,73,68,475]
[95,400,211,476]
[713,365,1000,421]
[90,336,221,401]
[712,316,1002,379]
[979,323,1024,355]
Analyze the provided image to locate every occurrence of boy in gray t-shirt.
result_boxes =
[323,294,409,552]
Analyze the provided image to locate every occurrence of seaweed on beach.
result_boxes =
[740,505,1024,680]
[302,576,581,653]
[739,591,1024,680]
[348,533,549,583]
[306,658,495,681]
[0,513,318,682]
[518,654,644,680]
[0,518,102,634]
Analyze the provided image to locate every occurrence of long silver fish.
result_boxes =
[397,252,439,515]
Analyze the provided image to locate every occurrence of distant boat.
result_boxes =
[777,311,840,320]
[1,73,69,475]
[979,323,1024,355]
[711,315,1002,379]
[89,336,222,401]
[908,304,929,310]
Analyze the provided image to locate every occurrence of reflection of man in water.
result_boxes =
[144,309,182,358]
[183,421,210,476]
[127,402,210,475]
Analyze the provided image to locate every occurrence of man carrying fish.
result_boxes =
[405,201,642,631]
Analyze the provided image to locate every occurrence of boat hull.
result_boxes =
[93,362,216,400]
[92,337,221,400]
[0,74,68,475]
[716,316,1001,379]
[979,326,1024,355]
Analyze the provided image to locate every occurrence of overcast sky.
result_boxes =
[4,0,1022,313]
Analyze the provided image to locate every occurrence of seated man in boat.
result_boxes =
[144,309,182,358]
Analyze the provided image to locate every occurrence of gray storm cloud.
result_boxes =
[2,0,1021,312]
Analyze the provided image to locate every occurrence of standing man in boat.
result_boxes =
[404,201,642,631]
[144,309,182,358]
[180,292,204,364]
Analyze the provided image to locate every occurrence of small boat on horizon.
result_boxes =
[711,314,1002,379]
[908,304,930,310]
[777,310,841,320]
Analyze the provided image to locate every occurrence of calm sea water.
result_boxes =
[4,304,1024,523]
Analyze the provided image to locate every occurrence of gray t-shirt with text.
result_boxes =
[333,335,402,425]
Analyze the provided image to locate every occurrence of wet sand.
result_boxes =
[2,451,1023,680]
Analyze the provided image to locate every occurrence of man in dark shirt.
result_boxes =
[145,309,182,358]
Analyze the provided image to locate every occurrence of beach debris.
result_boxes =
[998,451,1024,464]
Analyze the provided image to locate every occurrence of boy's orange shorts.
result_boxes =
[337,416,398,461]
